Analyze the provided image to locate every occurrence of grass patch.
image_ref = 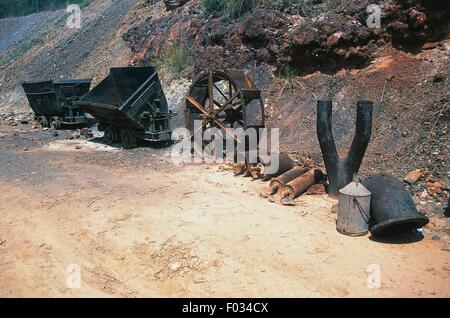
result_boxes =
[276,64,297,79]
[151,42,192,74]
[275,64,303,95]
[201,0,334,18]
[202,0,258,18]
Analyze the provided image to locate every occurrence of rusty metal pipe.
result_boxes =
[249,163,260,179]
[256,152,295,181]
[261,166,309,198]
[317,100,373,198]
[243,163,255,177]
[232,163,247,175]
[280,170,324,205]
[233,150,258,177]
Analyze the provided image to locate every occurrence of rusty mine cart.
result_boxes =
[76,67,174,149]
[21,79,92,129]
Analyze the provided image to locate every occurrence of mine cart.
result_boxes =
[21,79,92,129]
[76,67,173,149]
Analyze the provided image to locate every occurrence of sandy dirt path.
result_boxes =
[0,125,449,297]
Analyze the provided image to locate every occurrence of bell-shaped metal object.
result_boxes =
[362,174,429,236]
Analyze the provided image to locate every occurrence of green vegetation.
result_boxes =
[276,64,296,79]
[151,42,192,75]
[275,64,302,94]
[201,0,345,18]
[202,0,257,18]
[0,0,92,19]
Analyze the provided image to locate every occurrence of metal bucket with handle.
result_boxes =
[337,176,372,237]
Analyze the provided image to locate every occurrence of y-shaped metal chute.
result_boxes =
[317,100,373,198]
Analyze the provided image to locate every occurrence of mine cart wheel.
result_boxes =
[121,130,138,149]
[104,126,119,145]
[37,116,49,128]
[185,70,265,156]
[50,117,62,130]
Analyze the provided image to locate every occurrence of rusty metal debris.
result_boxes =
[280,170,325,205]
[317,100,373,198]
[251,152,294,181]
[261,166,309,198]
[76,67,174,149]
[229,147,321,203]
[232,163,247,175]
[22,79,92,129]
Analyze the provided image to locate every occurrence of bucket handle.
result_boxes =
[353,197,371,224]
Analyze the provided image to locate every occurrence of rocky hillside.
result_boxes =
[0,0,139,114]
[0,0,448,218]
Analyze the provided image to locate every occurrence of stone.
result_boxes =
[404,169,422,184]
[427,181,443,196]
[169,262,181,272]
[433,73,446,83]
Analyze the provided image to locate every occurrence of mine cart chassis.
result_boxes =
[34,112,86,130]
[98,115,174,149]
[25,90,86,129]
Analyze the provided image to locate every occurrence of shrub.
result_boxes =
[202,0,224,16]
[275,64,302,94]
[151,42,192,74]
[202,0,258,18]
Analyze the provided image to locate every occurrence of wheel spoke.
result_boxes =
[213,83,228,101]
[186,95,209,116]
[191,120,208,140]
[214,91,241,117]
[208,71,214,113]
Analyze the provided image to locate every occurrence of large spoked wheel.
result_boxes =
[185,70,246,140]
[185,70,265,158]
[121,129,138,149]
[104,126,119,145]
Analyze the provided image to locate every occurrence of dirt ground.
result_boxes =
[0,123,449,298]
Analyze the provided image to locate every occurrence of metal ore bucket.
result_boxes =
[362,174,429,236]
